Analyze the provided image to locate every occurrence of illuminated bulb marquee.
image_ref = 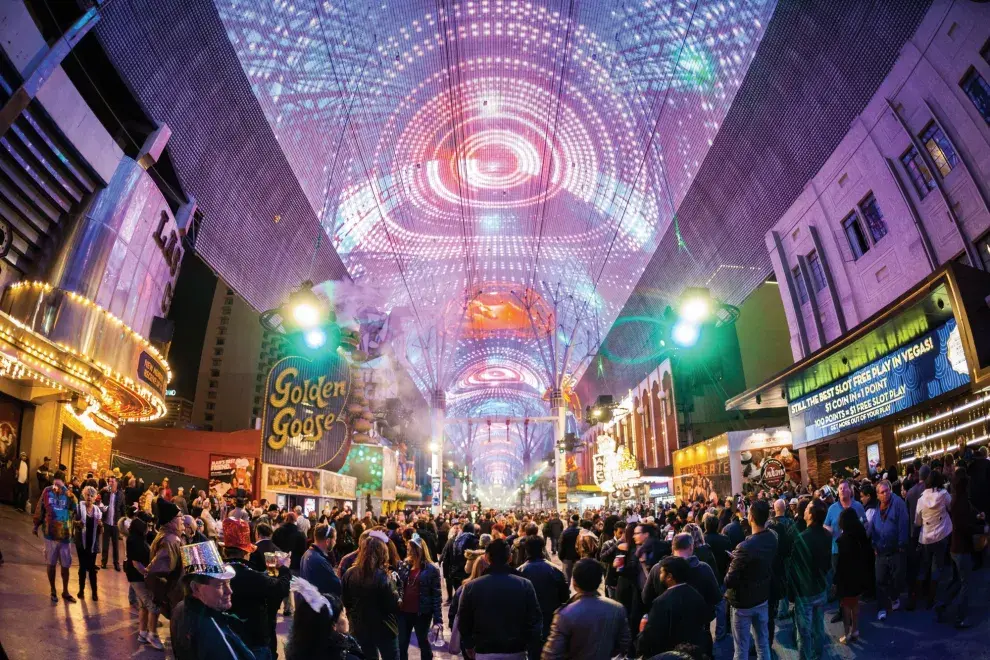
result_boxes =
[0,282,170,424]
[216,0,776,430]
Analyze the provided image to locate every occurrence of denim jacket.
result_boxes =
[870,494,909,554]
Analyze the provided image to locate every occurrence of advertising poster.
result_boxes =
[381,448,398,501]
[209,455,257,500]
[260,353,352,471]
[867,443,881,477]
[672,437,730,504]
[789,318,969,448]
[321,470,358,500]
[264,464,321,495]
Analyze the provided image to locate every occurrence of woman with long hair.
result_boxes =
[342,533,400,660]
[75,486,103,601]
[448,553,490,655]
[835,507,871,643]
[683,522,718,576]
[396,536,443,660]
[614,521,643,643]
[917,469,953,610]
[124,518,161,646]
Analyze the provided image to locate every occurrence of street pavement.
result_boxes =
[2,503,989,659]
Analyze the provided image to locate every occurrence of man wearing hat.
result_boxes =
[14,451,29,512]
[223,518,292,660]
[36,456,52,493]
[170,540,256,660]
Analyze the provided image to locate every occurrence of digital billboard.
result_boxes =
[789,318,970,448]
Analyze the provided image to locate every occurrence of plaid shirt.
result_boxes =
[33,486,78,542]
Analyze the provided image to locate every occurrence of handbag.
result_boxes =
[428,623,446,650]
[448,613,462,655]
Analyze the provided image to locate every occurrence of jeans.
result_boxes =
[14,480,28,511]
[944,552,973,622]
[355,631,400,660]
[715,597,729,640]
[562,560,575,586]
[101,524,120,567]
[77,546,98,595]
[398,612,434,660]
[920,538,950,605]
[550,536,559,555]
[794,591,827,660]
[875,552,903,612]
[730,600,770,660]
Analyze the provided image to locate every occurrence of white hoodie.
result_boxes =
[915,488,952,545]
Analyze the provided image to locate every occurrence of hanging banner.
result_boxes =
[261,353,352,470]
[209,455,257,500]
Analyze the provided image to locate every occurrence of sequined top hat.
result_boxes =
[180,541,236,580]
[222,517,256,554]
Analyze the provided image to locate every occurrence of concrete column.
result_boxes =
[430,391,445,515]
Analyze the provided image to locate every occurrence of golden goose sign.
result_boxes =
[260,353,352,471]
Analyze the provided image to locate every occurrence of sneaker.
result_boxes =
[138,631,150,644]
[50,592,58,604]
[877,610,887,621]
[147,635,165,651]
[62,593,77,603]
[891,599,901,611]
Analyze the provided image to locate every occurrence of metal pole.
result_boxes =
[430,391,446,515]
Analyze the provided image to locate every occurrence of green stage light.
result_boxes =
[672,320,700,347]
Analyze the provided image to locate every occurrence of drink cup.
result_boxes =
[265,552,278,576]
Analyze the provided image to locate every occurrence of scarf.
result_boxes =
[78,501,102,552]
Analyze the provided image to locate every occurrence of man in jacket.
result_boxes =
[544,512,564,556]
[250,523,278,571]
[871,479,909,621]
[542,558,629,660]
[724,499,777,660]
[170,541,256,660]
[458,539,543,660]
[518,536,569,642]
[99,476,126,571]
[791,500,831,660]
[598,521,626,599]
[559,515,581,584]
[14,451,29,512]
[642,532,720,618]
[301,522,342,598]
[766,499,797,641]
[636,557,710,658]
[450,522,479,590]
[703,512,733,640]
[271,512,308,616]
[223,518,291,660]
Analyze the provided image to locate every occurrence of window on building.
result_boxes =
[961,68,990,125]
[842,212,870,260]
[919,122,958,177]
[209,379,218,389]
[218,327,227,336]
[207,391,217,400]
[791,265,809,304]
[900,146,935,198]
[224,296,233,305]
[807,251,827,292]
[205,424,213,431]
[205,413,214,421]
[214,348,224,357]
[211,359,221,367]
[210,369,220,378]
[226,288,233,295]
[252,407,260,417]
[222,306,232,315]
[977,233,990,271]
[216,337,226,346]
[858,193,888,243]
[206,402,215,411]
[220,316,230,325]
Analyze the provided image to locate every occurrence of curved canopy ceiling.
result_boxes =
[214,0,775,462]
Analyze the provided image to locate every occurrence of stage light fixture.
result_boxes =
[304,329,327,349]
[672,320,700,347]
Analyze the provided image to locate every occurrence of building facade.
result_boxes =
[769,0,990,360]
[735,0,990,487]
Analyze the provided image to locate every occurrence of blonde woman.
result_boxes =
[75,485,104,600]
[396,536,443,660]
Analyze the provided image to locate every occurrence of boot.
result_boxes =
[906,581,920,611]
[77,574,85,601]
[925,580,936,610]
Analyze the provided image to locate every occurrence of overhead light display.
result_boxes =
[216,0,775,482]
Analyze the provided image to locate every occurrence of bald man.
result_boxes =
[766,498,797,642]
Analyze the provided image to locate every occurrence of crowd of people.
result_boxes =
[9,445,990,660]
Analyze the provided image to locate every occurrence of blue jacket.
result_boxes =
[869,495,909,555]
[396,560,443,624]
[300,544,342,597]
